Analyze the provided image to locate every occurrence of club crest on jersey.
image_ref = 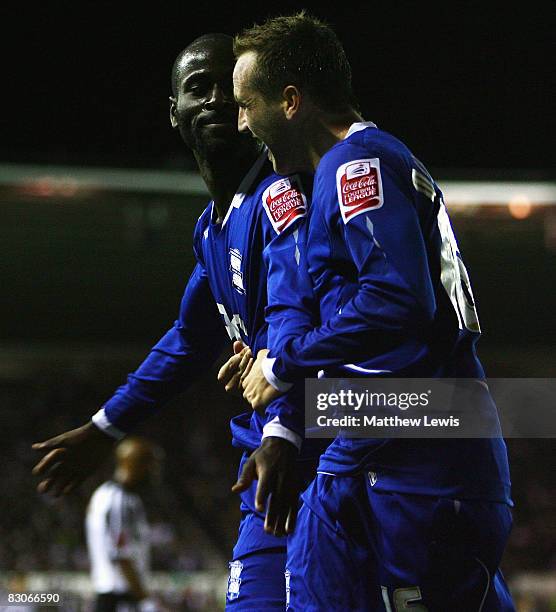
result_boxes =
[229,248,245,295]
[227,560,243,601]
[336,158,383,223]
[262,175,307,233]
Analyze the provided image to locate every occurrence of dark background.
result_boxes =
[3,1,554,172]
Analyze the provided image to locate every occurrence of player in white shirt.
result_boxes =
[86,437,160,612]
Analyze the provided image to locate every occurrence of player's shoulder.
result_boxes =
[191,201,214,256]
[88,480,118,508]
[318,123,412,179]
[258,172,311,235]
[194,201,213,234]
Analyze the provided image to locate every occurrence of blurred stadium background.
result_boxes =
[0,164,554,611]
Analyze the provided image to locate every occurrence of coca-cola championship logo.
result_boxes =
[336,158,383,223]
[262,176,307,233]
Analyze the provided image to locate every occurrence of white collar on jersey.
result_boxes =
[213,148,269,228]
[345,121,377,139]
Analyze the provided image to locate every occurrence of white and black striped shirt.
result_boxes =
[86,481,150,594]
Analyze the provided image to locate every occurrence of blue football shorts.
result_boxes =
[286,472,515,611]
[226,511,286,611]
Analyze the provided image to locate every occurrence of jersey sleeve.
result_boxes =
[269,144,436,384]
[259,177,318,443]
[264,213,318,355]
[93,216,228,436]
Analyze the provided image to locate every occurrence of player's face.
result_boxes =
[170,43,250,156]
[234,52,294,174]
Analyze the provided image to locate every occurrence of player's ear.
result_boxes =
[282,85,301,120]
[169,96,178,128]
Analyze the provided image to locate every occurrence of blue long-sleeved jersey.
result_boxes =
[93,152,319,553]
[264,122,512,504]
[97,152,309,431]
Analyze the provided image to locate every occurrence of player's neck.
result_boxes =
[304,108,362,171]
[195,146,261,220]
[114,467,139,491]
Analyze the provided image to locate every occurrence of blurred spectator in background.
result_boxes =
[86,436,162,612]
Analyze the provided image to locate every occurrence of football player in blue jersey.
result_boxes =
[32,33,318,610]
[233,13,515,611]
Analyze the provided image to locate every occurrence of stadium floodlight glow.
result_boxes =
[0,163,207,196]
[441,181,556,206]
[508,196,533,219]
[17,175,80,199]
[1,164,555,206]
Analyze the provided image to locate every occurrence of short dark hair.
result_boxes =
[171,33,233,96]
[234,12,357,113]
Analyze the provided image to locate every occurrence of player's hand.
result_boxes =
[32,422,115,497]
[241,349,282,412]
[232,436,299,537]
[217,340,253,397]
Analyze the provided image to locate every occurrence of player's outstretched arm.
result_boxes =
[32,422,115,497]
[232,436,298,537]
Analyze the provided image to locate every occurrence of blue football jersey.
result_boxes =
[264,123,511,503]
[97,151,308,431]
[193,155,313,463]
[93,152,319,546]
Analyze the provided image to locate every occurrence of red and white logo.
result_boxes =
[336,158,383,223]
[262,176,307,234]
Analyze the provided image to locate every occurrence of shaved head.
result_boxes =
[169,32,254,160]
[172,33,233,96]
[115,436,155,464]
[114,436,161,488]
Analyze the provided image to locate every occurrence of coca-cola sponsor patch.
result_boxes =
[262,175,307,233]
[336,158,383,223]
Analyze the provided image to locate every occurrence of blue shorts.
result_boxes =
[286,473,515,611]
[226,512,287,610]
[226,413,322,611]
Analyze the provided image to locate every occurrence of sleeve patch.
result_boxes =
[335,158,383,223]
[262,175,307,233]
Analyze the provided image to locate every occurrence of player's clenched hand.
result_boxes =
[217,340,253,397]
[242,349,281,412]
[232,436,299,537]
[32,422,115,497]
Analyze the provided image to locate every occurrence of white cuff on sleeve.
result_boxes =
[262,416,302,451]
[262,357,293,392]
[92,408,126,440]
